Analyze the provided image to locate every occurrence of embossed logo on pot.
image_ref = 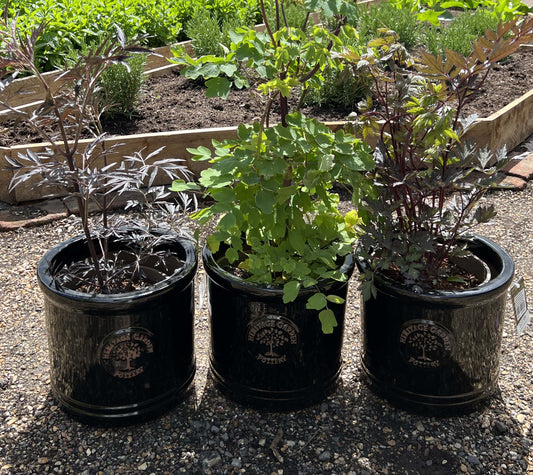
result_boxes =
[399,320,452,369]
[100,328,154,378]
[247,315,299,365]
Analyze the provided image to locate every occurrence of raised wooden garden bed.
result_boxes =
[1,28,532,204]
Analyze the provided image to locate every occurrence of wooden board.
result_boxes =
[5,126,239,203]
[0,148,15,203]
[463,88,533,155]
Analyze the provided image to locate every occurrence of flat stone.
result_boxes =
[503,153,533,180]
[0,198,68,231]
[494,175,528,191]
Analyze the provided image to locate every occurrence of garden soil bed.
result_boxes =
[1,50,532,148]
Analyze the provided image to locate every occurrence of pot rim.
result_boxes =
[37,232,198,303]
[202,243,355,296]
[358,235,515,304]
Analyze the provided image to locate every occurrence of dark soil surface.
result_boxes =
[1,50,531,147]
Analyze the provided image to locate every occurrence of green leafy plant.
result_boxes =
[423,8,500,56]
[99,52,147,117]
[357,1,422,49]
[0,20,195,293]
[185,8,241,57]
[389,0,531,26]
[3,0,265,71]
[302,25,371,109]
[342,18,533,300]
[171,0,374,333]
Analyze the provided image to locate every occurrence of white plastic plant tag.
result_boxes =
[510,277,531,336]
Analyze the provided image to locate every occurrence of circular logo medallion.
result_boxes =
[99,328,154,379]
[247,315,299,365]
[399,320,452,369]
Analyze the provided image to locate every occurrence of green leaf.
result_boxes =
[289,231,306,254]
[319,308,337,334]
[416,9,445,26]
[206,234,220,254]
[169,179,200,192]
[306,293,327,310]
[225,247,239,263]
[255,189,276,214]
[205,77,232,99]
[326,294,345,305]
[187,145,212,160]
[219,63,237,77]
[218,213,236,231]
[283,281,301,303]
[319,154,334,171]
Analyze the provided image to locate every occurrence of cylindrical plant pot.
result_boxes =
[359,235,514,414]
[37,234,197,424]
[203,245,355,411]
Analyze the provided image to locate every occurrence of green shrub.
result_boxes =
[2,0,265,71]
[185,8,240,56]
[99,53,147,117]
[434,9,500,56]
[356,2,421,50]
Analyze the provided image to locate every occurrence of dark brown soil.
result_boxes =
[1,50,531,147]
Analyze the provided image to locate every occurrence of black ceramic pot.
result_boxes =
[37,233,197,424]
[203,245,355,411]
[359,235,514,414]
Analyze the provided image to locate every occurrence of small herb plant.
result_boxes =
[185,9,241,57]
[99,52,146,117]
[0,19,195,293]
[171,0,374,333]
[343,18,533,300]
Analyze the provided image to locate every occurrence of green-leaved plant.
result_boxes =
[342,18,533,300]
[171,0,374,333]
[99,52,146,117]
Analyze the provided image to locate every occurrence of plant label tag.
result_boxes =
[510,277,530,336]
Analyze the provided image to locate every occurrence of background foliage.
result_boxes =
[1,0,263,70]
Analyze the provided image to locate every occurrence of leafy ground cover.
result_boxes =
[1,0,264,70]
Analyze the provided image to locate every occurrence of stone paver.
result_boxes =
[503,153,533,181]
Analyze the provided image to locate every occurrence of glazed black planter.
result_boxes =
[359,236,514,415]
[37,234,197,424]
[203,245,355,411]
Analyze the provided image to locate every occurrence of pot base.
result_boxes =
[52,369,196,425]
[210,360,340,411]
[361,364,495,416]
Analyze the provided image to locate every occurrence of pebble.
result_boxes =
[318,450,331,461]
[494,421,509,435]
[205,455,222,468]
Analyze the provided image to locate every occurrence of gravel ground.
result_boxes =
[1,183,533,474]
